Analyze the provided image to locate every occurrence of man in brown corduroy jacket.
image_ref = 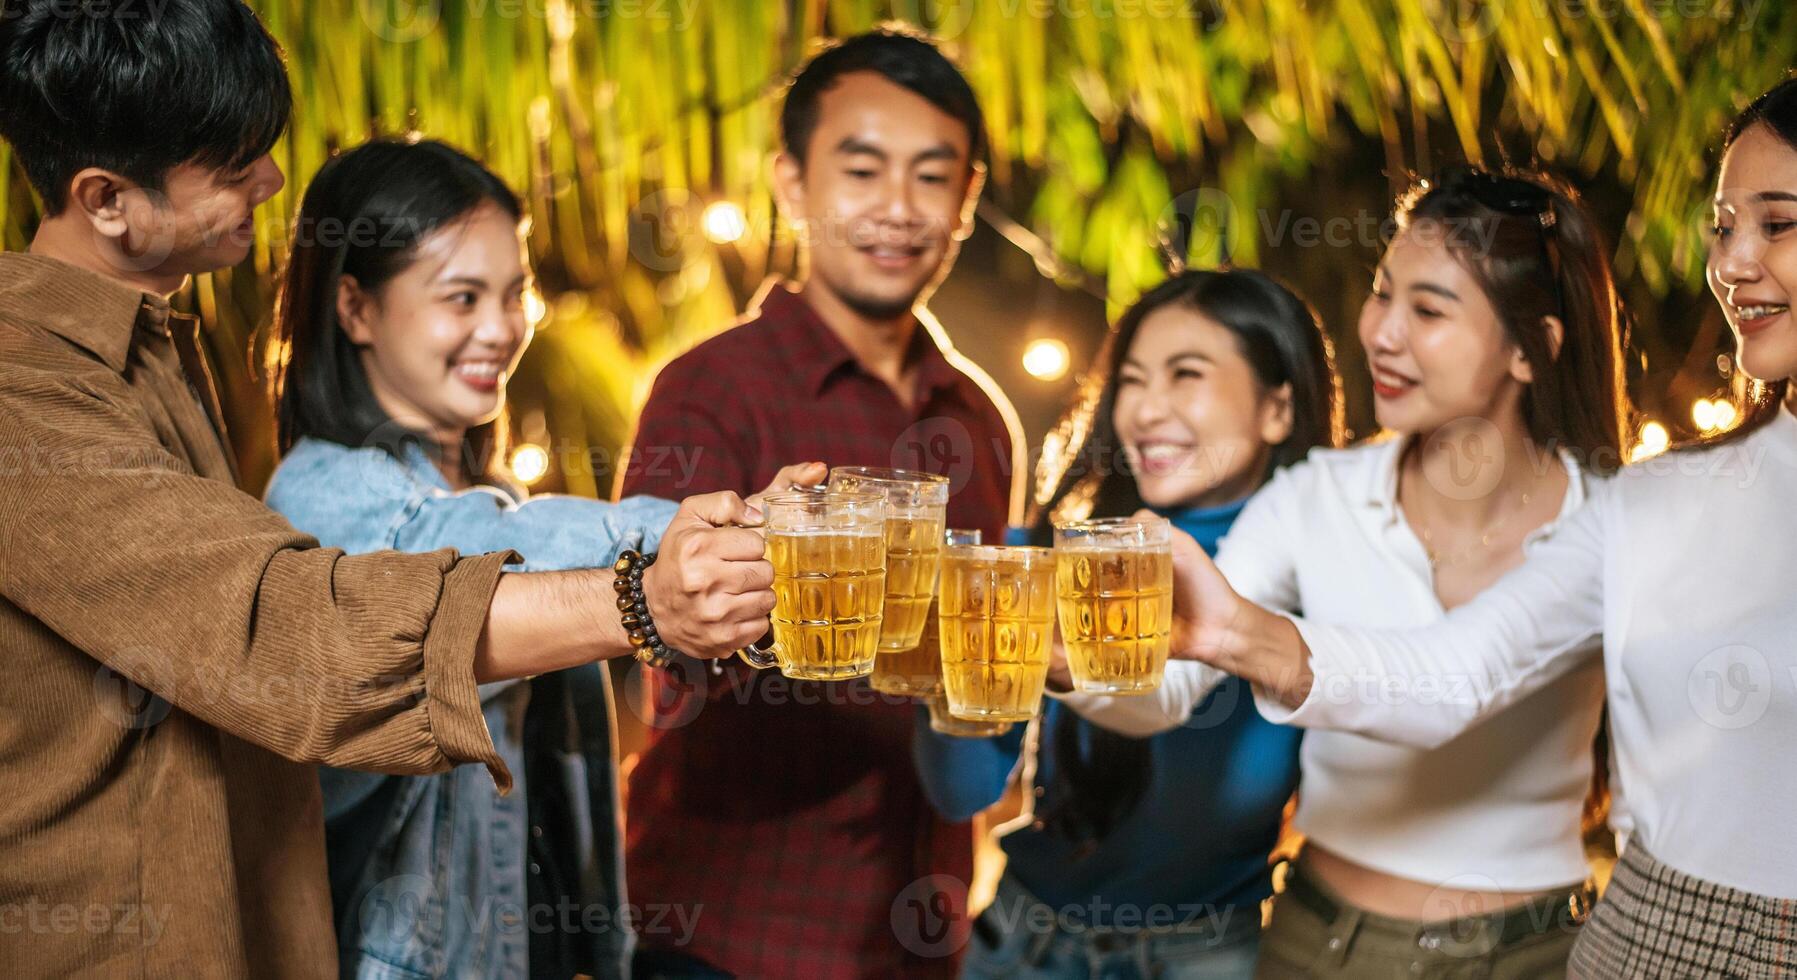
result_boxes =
[0,2,784,975]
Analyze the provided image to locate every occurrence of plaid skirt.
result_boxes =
[1570,842,1797,978]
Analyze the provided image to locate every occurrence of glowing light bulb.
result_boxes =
[1022,338,1071,382]
[1692,399,1716,432]
[1629,421,1670,463]
[701,200,747,245]
[509,443,550,486]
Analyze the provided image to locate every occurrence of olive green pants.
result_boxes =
[1253,865,1587,979]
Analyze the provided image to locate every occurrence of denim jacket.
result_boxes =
[265,436,679,980]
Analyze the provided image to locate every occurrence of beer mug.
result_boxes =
[737,490,887,680]
[923,694,1012,737]
[867,528,980,697]
[1052,516,1174,694]
[825,467,950,653]
[938,545,1055,722]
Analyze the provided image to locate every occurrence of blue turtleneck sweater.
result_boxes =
[912,498,1302,926]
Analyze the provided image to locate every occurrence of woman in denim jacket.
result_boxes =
[265,139,816,980]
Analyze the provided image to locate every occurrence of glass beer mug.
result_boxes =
[1052,516,1174,694]
[737,490,887,680]
[824,467,950,653]
[937,544,1056,722]
[867,527,980,697]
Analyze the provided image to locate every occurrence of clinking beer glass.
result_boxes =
[737,490,887,680]
[1052,516,1174,694]
[824,466,950,654]
[938,544,1056,722]
[866,527,980,697]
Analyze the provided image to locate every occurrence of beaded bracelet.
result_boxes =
[613,549,679,669]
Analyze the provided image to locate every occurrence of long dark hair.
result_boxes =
[1400,166,1629,831]
[1395,166,1631,473]
[1700,74,1797,445]
[1024,268,1345,845]
[272,138,523,475]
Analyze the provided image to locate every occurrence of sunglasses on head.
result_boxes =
[1424,166,1567,316]
[1429,166,1558,229]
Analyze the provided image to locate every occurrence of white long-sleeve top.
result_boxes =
[1062,435,1609,890]
[1257,406,1797,898]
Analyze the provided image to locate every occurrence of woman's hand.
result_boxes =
[642,491,778,659]
[1045,634,1073,693]
[1148,512,1314,708]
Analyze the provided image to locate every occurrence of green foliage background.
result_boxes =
[2,0,1790,494]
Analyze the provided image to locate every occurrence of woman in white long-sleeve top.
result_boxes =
[1064,164,1629,979]
[1165,78,1797,979]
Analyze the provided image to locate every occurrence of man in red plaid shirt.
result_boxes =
[618,29,1026,979]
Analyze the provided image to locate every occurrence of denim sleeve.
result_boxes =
[389,489,679,574]
[911,704,1025,822]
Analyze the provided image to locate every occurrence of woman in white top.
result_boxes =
[1067,166,1630,978]
[1165,79,1797,978]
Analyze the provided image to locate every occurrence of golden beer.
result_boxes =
[1053,517,1174,694]
[826,468,950,653]
[869,528,980,697]
[924,694,1012,737]
[748,491,888,680]
[938,545,1055,722]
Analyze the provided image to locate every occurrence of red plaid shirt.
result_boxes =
[620,283,1020,978]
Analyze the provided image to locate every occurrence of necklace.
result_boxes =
[1416,490,1533,569]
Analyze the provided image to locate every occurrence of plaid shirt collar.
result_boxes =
[752,282,966,403]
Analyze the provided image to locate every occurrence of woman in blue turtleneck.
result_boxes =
[915,269,1345,978]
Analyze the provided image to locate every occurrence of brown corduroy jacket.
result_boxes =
[0,251,515,977]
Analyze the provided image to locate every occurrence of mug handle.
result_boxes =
[735,642,780,669]
[728,481,822,671]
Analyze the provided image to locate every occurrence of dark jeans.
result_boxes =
[962,875,1262,980]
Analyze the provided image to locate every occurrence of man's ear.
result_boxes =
[953,162,988,243]
[771,151,807,238]
[1511,314,1565,384]
[336,275,377,346]
[65,167,134,240]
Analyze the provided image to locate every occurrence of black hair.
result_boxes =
[1394,167,1631,473]
[1704,74,1797,444]
[780,26,986,169]
[272,139,523,476]
[0,0,290,213]
[1023,268,1345,846]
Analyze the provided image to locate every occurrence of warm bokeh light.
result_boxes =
[522,289,547,327]
[1692,397,1737,434]
[1629,420,1670,463]
[509,443,550,486]
[701,200,747,245]
[1022,338,1071,382]
[1692,398,1715,432]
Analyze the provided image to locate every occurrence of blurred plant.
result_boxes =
[2,0,1790,491]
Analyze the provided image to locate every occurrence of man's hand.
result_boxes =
[746,461,828,512]
[643,491,777,659]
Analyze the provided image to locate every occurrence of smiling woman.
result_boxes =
[273,138,531,489]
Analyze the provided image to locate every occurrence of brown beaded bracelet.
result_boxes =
[612,549,679,669]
